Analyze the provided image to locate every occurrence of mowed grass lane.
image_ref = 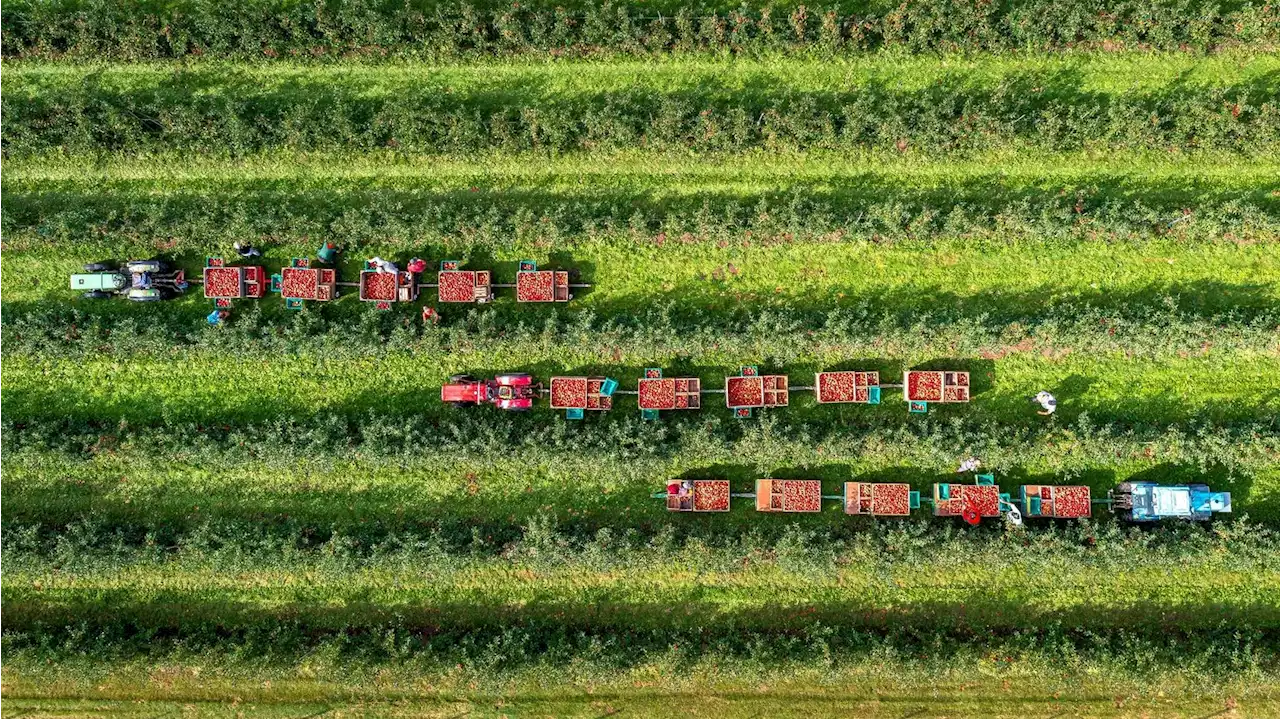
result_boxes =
[4,352,1278,426]
[5,665,1272,719]
[7,553,1280,631]
[0,697,1266,719]
[4,235,1278,329]
[6,150,1276,256]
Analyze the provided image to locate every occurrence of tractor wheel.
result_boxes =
[127,259,165,274]
[450,401,477,409]
[508,406,531,412]
[83,262,110,272]
[449,374,476,384]
[495,373,532,384]
[82,290,111,300]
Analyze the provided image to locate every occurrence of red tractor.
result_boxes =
[442,373,540,411]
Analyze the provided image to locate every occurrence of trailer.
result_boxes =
[358,262,418,309]
[1018,485,1092,519]
[203,257,266,306]
[726,366,788,418]
[637,368,701,419]
[843,482,918,516]
[515,260,572,303]
[815,371,881,404]
[665,479,731,512]
[272,258,336,308]
[903,370,970,413]
[755,479,822,513]
[652,472,1249,524]
[1110,482,1231,522]
[437,260,493,303]
[933,479,1002,524]
[548,376,619,419]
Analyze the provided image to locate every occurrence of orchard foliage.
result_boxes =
[3,0,1277,61]
[5,0,1280,708]
[7,59,1279,157]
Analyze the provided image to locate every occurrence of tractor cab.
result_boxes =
[1112,482,1231,522]
[496,385,517,401]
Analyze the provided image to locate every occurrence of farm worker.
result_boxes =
[131,272,152,289]
[206,309,229,326]
[406,257,427,274]
[369,256,398,274]
[957,457,982,474]
[667,480,692,497]
[233,241,262,258]
[1034,391,1058,416]
[317,241,338,264]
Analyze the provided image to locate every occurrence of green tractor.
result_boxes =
[70,260,188,302]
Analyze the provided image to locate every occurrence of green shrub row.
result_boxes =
[7,169,1278,251]
[7,515,1279,646]
[4,0,1277,60]
[8,620,1274,693]
[6,507,1276,572]
[6,64,1277,156]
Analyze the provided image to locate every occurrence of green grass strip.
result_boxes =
[5,150,1278,254]
[3,665,1272,717]
[11,54,1280,92]
[7,556,1280,631]
[4,352,1277,426]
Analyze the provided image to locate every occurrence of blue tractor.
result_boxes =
[1111,482,1231,522]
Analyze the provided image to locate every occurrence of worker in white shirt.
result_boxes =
[1034,391,1058,416]
[957,457,982,473]
[368,256,398,274]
